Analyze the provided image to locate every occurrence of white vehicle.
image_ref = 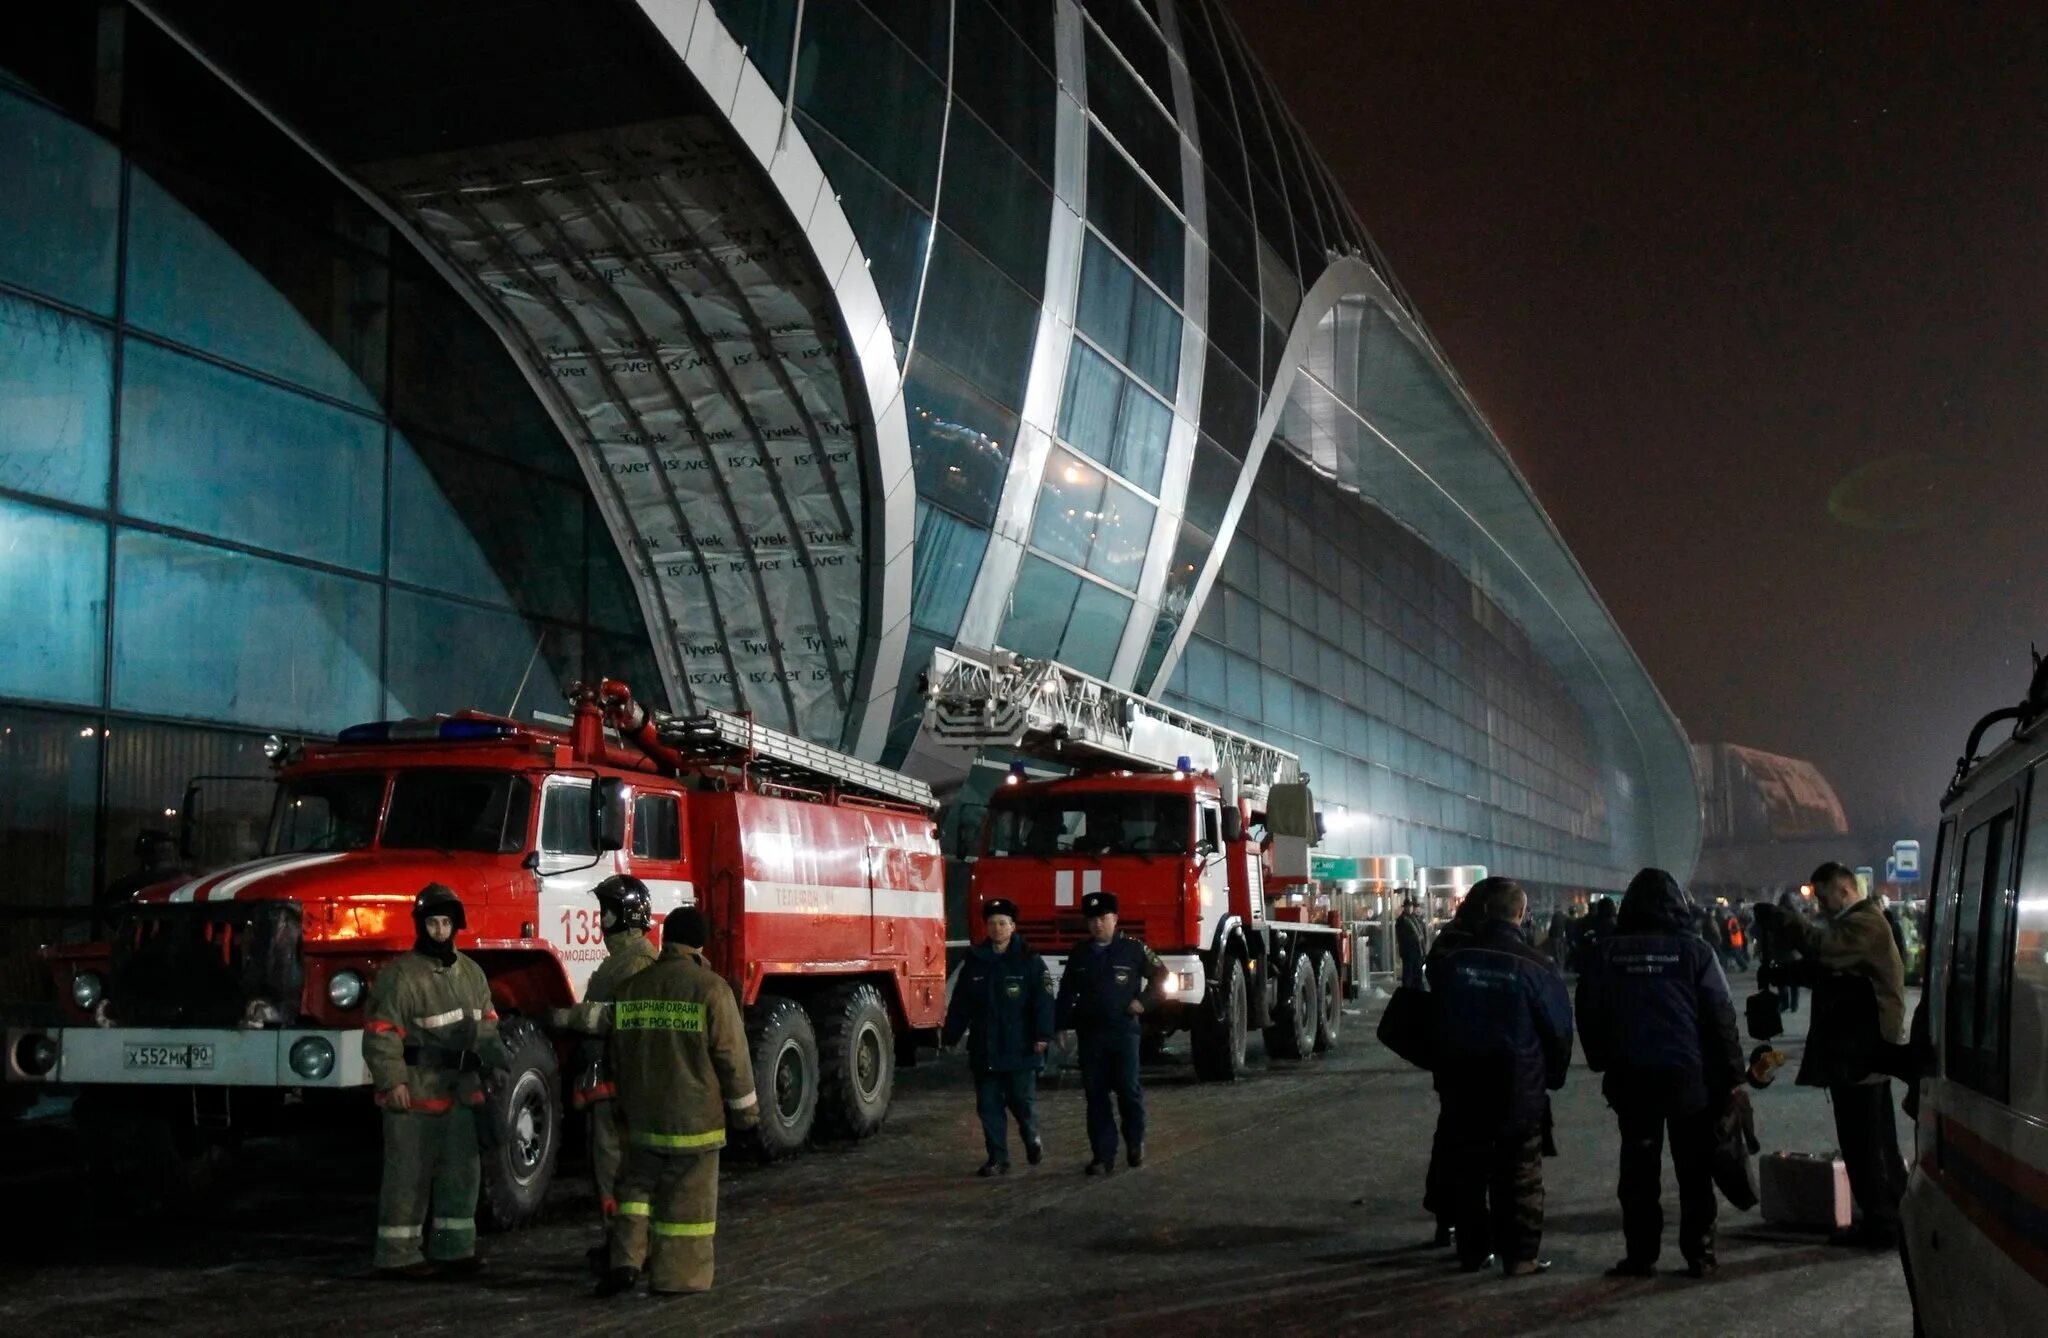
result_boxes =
[1901,657,2048,1335]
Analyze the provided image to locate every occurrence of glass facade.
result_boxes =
[0,25,639,913]
[0,0,1698,940]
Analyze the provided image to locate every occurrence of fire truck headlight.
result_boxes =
[288,1036,336,1081]
[1160,972,1180,996]
[327,970,366,1010]
[14,1032,57,1077]
[70,971,104,1010]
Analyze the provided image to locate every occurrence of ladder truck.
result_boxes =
[923,648,1341,1080]
[9,679,944,1221]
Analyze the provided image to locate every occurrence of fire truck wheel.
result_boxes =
[814,983,895,1140]
[480,1017,561,1231]
[748,994,819,1157]
[1263,951,1318,1060]
[1313,951,1342,1053]
[1190,956,1248,1082]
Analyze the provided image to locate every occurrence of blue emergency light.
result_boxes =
[338,717,519,744]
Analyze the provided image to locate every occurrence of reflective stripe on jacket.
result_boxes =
[608,943,758,1150]
[361,950,510,1109]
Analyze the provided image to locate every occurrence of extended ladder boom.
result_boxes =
[921,647,1299,795]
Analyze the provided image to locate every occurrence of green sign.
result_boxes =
[1310,854,1359,882]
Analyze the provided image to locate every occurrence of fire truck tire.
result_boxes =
[1263,951,1317,1060]
[813,982,895,1140]
[1191,956,1248,1082]
[748,994,819,1157]
[1314,950,1342,1053]
[480,1017,561,1231]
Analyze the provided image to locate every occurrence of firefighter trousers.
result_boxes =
[974,1068,1040,1165]
[611,1144,721,1293]
[589,1098,626,1215]
[1078,1033,1145,1165]
[375,1108,481,1269]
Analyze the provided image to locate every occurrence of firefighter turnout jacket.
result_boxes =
[555,929,661,1107]
[362,950,512,1111]
[608,942,759,1149]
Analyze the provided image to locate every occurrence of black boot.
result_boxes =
[594,1266,639,1298]
[1025,1139,1044,1166]
[977,1159,1009,1177]
[1126,1143,1144,1169]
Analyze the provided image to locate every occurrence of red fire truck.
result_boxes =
[5,680,945,1222]
[924,649,1340,1081]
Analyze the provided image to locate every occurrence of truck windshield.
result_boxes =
[986,792,1192,857]
[383,771,535,854]
[268,774,387,854]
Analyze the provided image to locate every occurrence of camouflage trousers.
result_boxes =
[374,1108,480,1269]
[1438,1105,1545,1267]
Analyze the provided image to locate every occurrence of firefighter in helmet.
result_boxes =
[597,904,757,1297]
[361,883,513,1278]
[545,874,661,1266]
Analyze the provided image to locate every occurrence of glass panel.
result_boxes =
[710,0,801,96]
[1061,578,1130,678]
[0,497,105,707]
[905,355,1015,527]
[796,3,947,207]
[384,589,580,725]
[541,780,597,856]
[0,704,102,915]
[1200,345,1259,457]
[864,0,952,70]
[939,105,1052,299]
[390,432,585,620]
[915,226,1040,413]
[1076,234,1180,396]
[632,792,682,861]
[910,502,989,635]
[803,122,932,340]
[588,506,647,635]
[1081,0,1174,104]
[999,554,1080,659]
[2014,782,2048,1116]
[1083,27,1180,199]
[953,1,1057,180]
[1031,448,1156,590]
[119,339,386,572]
[1194,94,1250,221]
[112,529,380,732]
[1057,340,1169,494]
[1086,130,1183,303]
[1184,436,1239,534]
[0,89,119,313]
[981,0,1055,63]
[0,292,111,506]
[124,172,385,410]
[1207,259,1261,379]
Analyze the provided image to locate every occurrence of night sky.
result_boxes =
[1231,1,2048,851]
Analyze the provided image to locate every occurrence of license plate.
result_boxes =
[123,1043,215,1071]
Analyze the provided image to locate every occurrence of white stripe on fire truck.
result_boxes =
[165,853,304,903]
[204,852,349,900]
[741,880,943,921]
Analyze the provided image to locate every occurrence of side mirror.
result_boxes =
[1313,810,1328,846]
[178,782,202,860]
[953,803,988,861]
[1196,838,1218,860]
[1220,806,1243,845]
[590,777,627,852]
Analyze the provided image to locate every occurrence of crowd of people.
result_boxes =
[357,860,1909,1296]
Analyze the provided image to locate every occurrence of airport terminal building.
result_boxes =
[0,1,1698,936]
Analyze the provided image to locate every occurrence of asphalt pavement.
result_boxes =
[0,971,1918,1336]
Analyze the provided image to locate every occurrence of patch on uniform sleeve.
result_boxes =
[614,999,707,1032]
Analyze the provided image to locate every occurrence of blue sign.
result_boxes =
[1893,839,1921,884]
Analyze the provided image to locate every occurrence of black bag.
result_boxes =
[1376,984,1434,1070]
[1711,1088,1761,1211]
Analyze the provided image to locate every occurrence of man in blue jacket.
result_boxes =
[942,897,1055,1176]
[1055,891,1164,1175]
[1577,868,1744,1278]
[1430,877,1574,1276]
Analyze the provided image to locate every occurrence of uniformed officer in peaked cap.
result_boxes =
[1054,890,1164,1174]
[942,896,1056,1175]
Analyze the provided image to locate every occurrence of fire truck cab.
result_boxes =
[7,681,944,1223]
[925,649,1342,1081]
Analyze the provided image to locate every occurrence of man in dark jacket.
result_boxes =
[943,897,1055,1176]
[1570,896,1618,975]
[1430,877,1574,1276]
[1420,885,1495,1245]
[1755,862,1907,1248]
[1577,869,1744,1278]
[1055,891,1164,1175]
[1396,898,1426,989]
